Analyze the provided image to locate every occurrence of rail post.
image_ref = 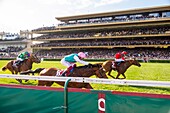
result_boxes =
[64,78,71,113]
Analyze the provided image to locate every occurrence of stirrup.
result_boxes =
[61,71,66,77]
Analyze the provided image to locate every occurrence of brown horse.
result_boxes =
[100,59,141,79]
[2,54,41,83]
[37,64,108,89]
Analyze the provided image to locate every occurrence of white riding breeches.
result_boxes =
[115,58,124,62]
[16,57,24,61]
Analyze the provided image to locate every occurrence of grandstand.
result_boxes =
[31,5,170,60]
[0,30,33,58]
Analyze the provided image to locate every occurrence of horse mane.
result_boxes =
[29,54,34,58]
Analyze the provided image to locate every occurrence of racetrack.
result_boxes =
[0,60,170,94]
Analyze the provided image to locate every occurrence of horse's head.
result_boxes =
[131,59,141,67]
[29,54,41,63]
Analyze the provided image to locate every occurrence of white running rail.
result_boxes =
[0,74,170,87]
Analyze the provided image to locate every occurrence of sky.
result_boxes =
[0,0,169,33]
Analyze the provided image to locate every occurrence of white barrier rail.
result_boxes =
[0,74,170,87]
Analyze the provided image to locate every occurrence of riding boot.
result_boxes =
[61,66,74,77]
[19,61,23,66]
[66,66,74,76]
[16,60,23,66]
[117,62,121,66]
[61,70,67,77]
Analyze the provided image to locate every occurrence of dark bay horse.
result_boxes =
[2,54,41,83]
[100,59,141,79]
[35,64,108,89]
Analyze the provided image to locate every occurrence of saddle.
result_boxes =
[115,62,121,66]
[60,64,77,77]
[112,61,124,71]
[13,60,25,67]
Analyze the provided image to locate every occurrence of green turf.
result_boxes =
[0,60,170,94]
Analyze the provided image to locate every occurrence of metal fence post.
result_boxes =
[64,78,71,113]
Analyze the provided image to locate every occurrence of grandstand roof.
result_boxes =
[56,5,170,22]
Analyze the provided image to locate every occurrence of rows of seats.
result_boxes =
[32,27,170,40]
[0,46,26,52]
[32,37,170,48]
[34,48,170,60]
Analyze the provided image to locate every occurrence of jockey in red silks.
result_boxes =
[115,51,127,62]
[60,52,90,76]
[112,51,127,69]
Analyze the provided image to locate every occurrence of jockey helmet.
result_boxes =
[25,51,30,57]
[121,51,127,55]
[78,52,87,58]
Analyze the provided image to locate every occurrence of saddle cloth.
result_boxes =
[56,69,65,77]
[111,61,115,68]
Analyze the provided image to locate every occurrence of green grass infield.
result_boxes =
[0,60,170,94]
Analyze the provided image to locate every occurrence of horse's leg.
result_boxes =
[121,73,126,79]
[38,81,45,86]
[24,73,30,82]
[84,83,93,89]
[115,73,121,79]
[13,70,22,84]
[46,81,54,86]
[8,66,15,74]
[37,81,53,86]
[16,75,22,84]
[107,69,115,79]
[10,70,15,74]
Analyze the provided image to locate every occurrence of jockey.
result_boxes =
[115,51,127,62]
[60,52,90,76]
[13,51,30,67]
[112,51,127,69]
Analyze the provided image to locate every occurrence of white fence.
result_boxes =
[0,74,170,87]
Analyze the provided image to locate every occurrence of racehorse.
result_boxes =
[34,64,108,89]
[1,53,41,83]
[100,59,141,79]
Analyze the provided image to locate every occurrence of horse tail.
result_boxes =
[2,66,7,71]
[2,61,14,72]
